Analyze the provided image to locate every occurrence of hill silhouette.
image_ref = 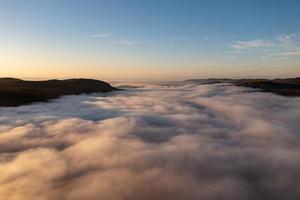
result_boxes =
[0,78,117,107]
[186,77,300,97]
[235,77,300,96]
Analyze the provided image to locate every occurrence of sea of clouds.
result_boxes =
[0,82,300,200]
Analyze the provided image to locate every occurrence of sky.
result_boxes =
[0,0,300,80]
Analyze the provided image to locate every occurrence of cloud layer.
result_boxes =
[0,83,300,200]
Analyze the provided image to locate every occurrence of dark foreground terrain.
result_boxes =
[186,77,300,97]
[0,78,117,107]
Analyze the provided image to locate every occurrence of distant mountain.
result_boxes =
[185,78,234,84]
[185,77,300,97]
[0,78,117,107]
[235,77,300,97]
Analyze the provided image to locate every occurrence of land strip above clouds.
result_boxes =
[0,77,300,108]
[0,78,117,107]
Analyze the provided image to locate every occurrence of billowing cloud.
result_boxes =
[92,33,138,45]
[230,39,271,50]
[168,36,188,41]
[92,33,110,38]
[266,51,300,57]
[0,83,300,200]
[276,34,297,44]
[112,38,138,45]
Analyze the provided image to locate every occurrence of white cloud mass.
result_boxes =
[276,34,297,44]
[92,33,110,38]
[0,82,300,200]
[231,39,272,50]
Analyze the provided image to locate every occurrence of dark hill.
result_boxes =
[235,78,300,97]
[0,78,117,107]
[185,77,300,97]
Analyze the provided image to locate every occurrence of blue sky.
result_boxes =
[0,0,300,79]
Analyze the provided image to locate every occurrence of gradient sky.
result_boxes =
[0,0,300,80]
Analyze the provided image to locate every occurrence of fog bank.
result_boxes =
[0,83,300,200]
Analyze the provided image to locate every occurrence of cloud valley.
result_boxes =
[0,83,300,200]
